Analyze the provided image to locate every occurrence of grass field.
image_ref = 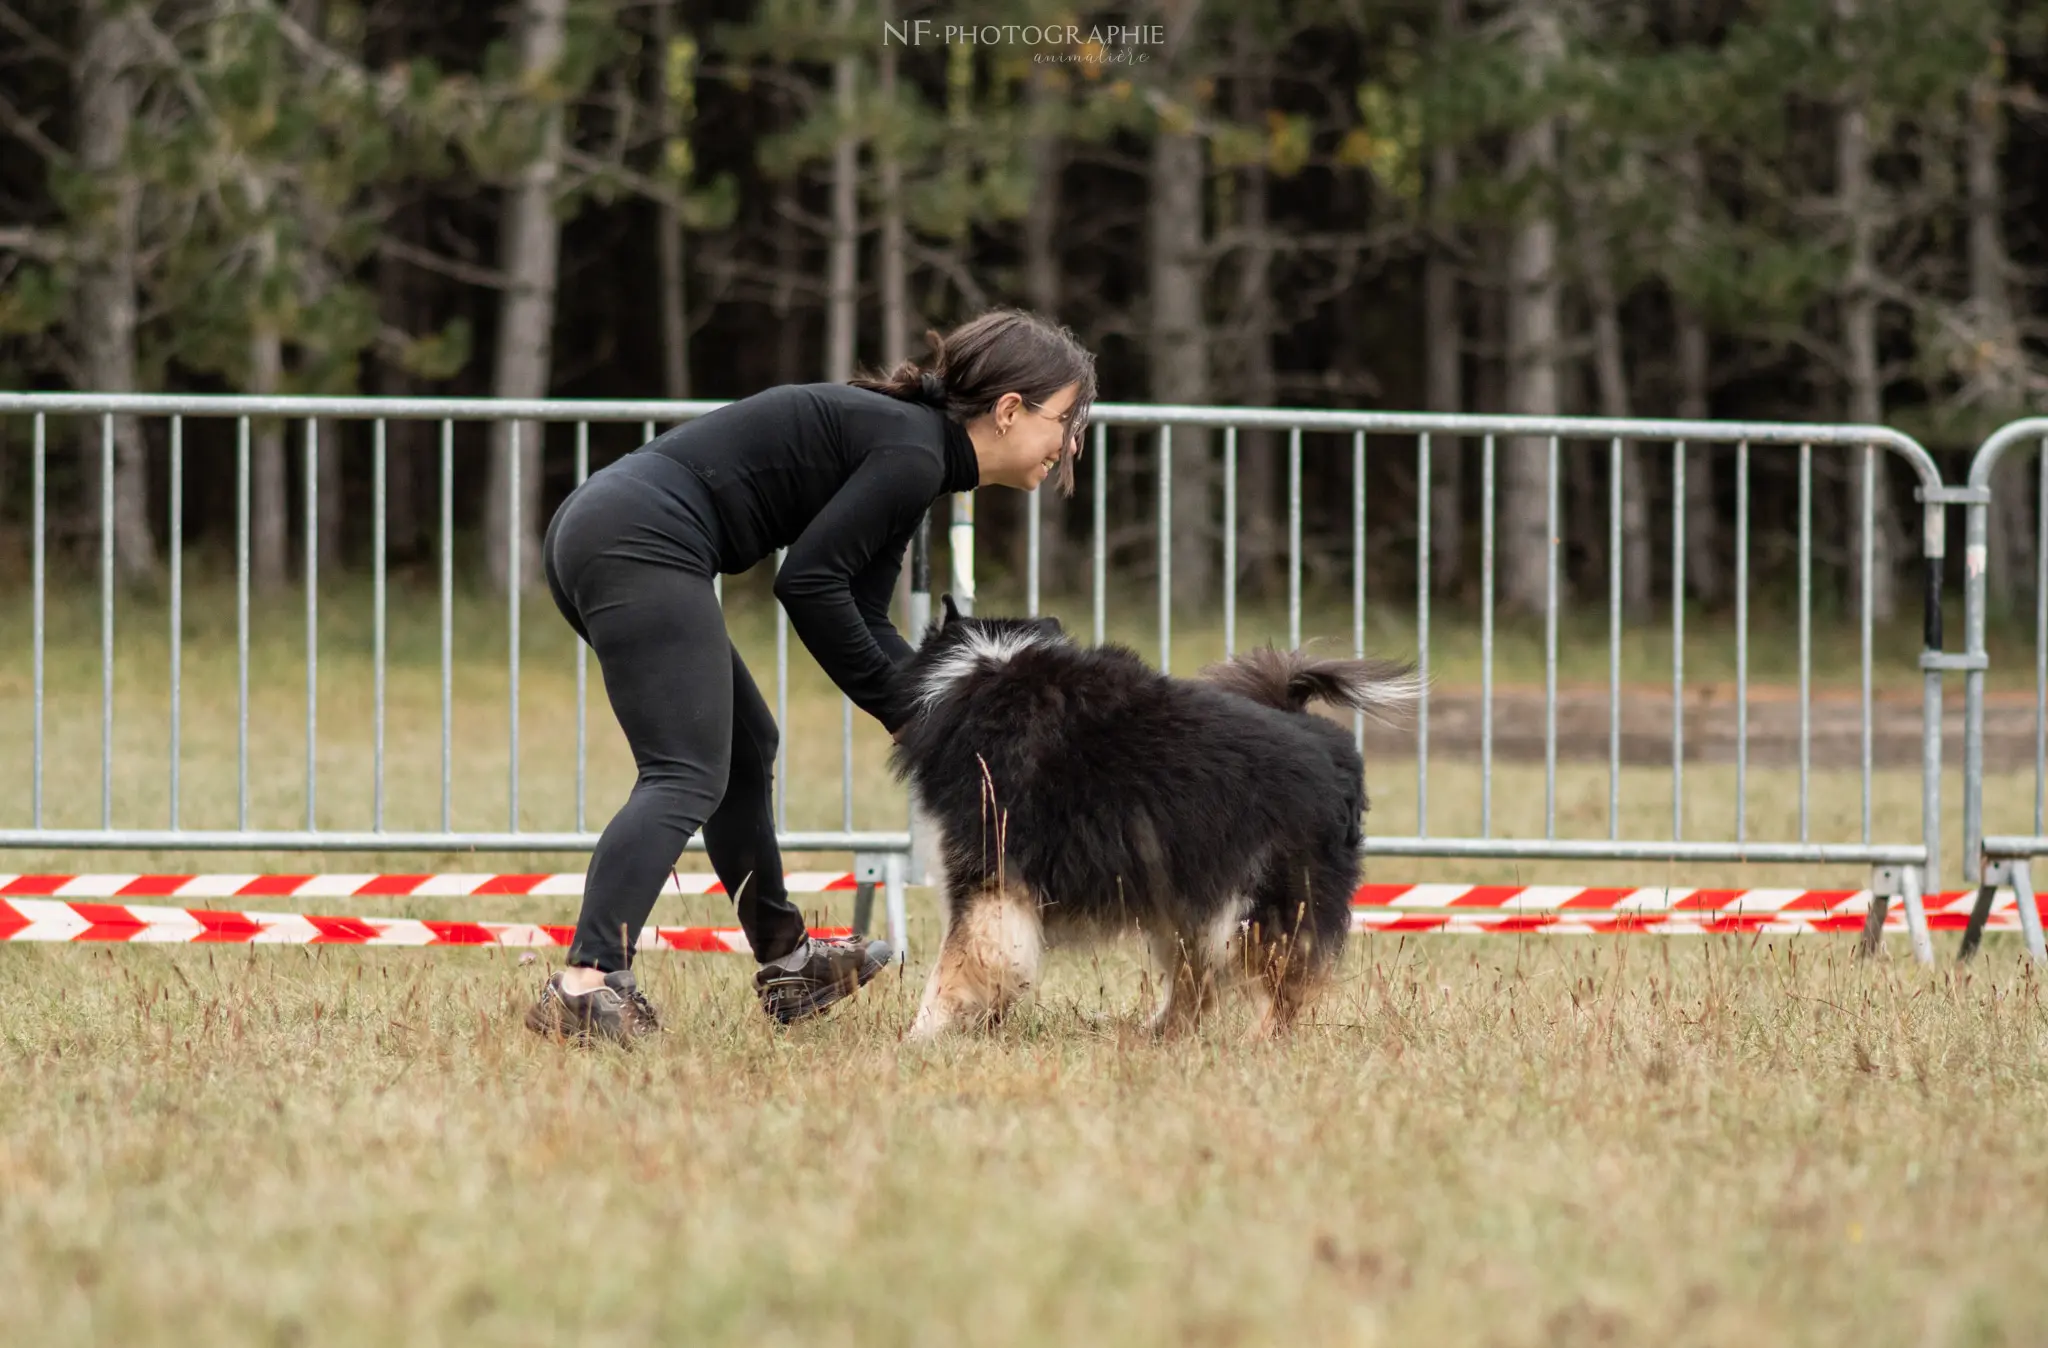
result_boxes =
[2,935,2045,1345]
[3,572,2047,1344]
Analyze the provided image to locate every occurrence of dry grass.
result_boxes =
[2,573,2046,1344]
[1,935,2044,1346]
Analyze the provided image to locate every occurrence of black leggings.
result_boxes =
[542,453,808,972]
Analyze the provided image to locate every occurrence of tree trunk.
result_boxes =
[1835,0,1899,623]
[1423,0,1464,594]
[652,0,690,399]
[1674,146,1721,607]
[1968,63,2028,614]
[774,176,802,385]
[1500,10,1562,617]
[375,196,421,560]
[1149,123,1214,614]
[74,0,159,583]
[1674,299,1720,606]
[486,0,568,594]
[879,2,911,370]
[1020,62,1069,595]
[250,308,291,592]
[825,0,858,384]
[879,1,914,622]
[1575,202,1647,614]
[1230,24,1280,600]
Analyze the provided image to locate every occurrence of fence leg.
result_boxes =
[2016,859,2047,964]
[884,851,909,964]
[1958,878,2000,962]
[1860,865,1931,965]
[1858,876,1891,960]
[851,881,875,938]
[1899,864,1933,967]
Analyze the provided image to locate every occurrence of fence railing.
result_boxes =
[1960,418,2048,962]
[992,405,1954,963]
[0,393,916,953]
[14,392,2048,965]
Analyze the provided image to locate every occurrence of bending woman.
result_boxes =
[526,308,1097,1042]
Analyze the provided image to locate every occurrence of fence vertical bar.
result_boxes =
[1288,428,1302,651]
[237,417,250,830]
[776,547,789,832]
[1608,436,1621,840]
[1921,494,1947,888]
[1673,441,1686,841]
[1224,426,1237,659]
[1416,432,1431,836]
[305,420,319,832]
[373,419,387,832]
[2038,443,2046,837]
[1027,468,1041,619]
[1093,423,1107,646]
[1545,435,1559,840]
[952,491,975,617]
[100,414,113,830]
[576,422,590,833]
[1861,445,1874,843]
[1481,433,1496,837]
[1799,442,1812,842]
[441,419,454,834]
[842,696,854,834]
[32,414,45,829]
[169,416,183,830]
[1736,441,1750,843]
[508,421,521,834]
[1158,426,1173,672]
[1353,431,1365,751]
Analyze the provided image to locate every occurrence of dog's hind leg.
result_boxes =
[907,880,1043,1041]
[1145,905,1242,1038]
[1239,864,1350,1039]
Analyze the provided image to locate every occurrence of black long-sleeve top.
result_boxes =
[638,382,979,733]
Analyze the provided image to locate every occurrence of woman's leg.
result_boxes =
[700,645,808,964]
[565,552,734,972]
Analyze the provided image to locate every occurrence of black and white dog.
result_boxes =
[890,597,1417,1040]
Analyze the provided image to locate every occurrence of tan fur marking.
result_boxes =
[907,881,1043,1041]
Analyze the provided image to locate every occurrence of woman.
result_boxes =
[526,308,1097,1042]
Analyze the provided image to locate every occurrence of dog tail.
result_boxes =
[1200,645,1422,723]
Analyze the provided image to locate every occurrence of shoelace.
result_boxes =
[618,984,661,1030]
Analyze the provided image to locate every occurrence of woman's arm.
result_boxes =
[773,446,938,734]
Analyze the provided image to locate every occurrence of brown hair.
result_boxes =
[849,308,1097,496]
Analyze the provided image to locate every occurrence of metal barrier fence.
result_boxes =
[0,393,914,955]
[990,406,1951,963]
[18,392,2048,968]
[1961,418,2048,962]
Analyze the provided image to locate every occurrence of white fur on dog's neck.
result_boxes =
[916,627,1056,710]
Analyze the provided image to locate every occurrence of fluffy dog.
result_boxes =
[890,597,1417,1040]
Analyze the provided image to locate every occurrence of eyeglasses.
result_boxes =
[1025,400,1075,426]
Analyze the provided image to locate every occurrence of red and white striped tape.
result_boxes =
[1349,909,2028,936]
[0,897,2021,947]
[0,872,861,900]
[1348,883,2031,918]
[0,885,2035,947]
[0,876,2027,916]
[0,898,849,951]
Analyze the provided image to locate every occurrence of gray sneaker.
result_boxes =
[755,934,895,1025]
[524,969,661,1045]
